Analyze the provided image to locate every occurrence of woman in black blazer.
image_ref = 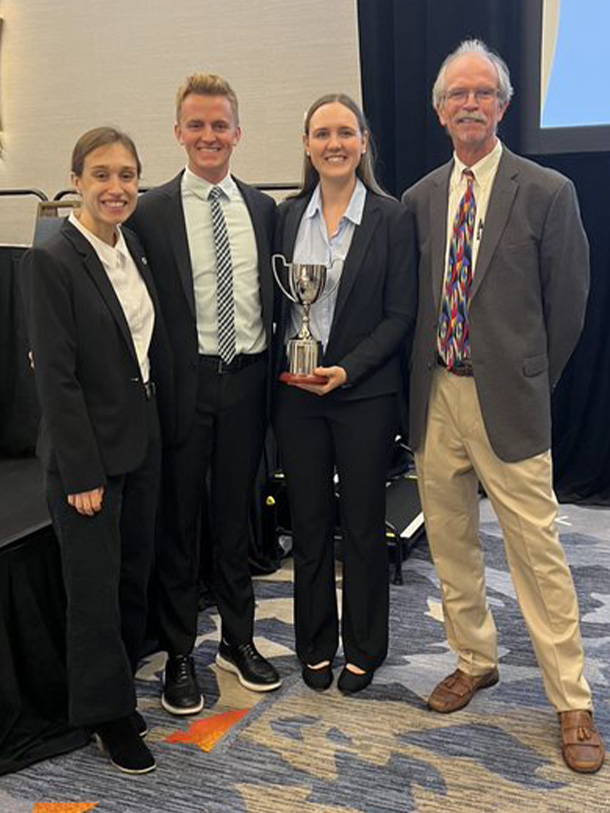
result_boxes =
[21,127,172,774]
[274,94,417,693]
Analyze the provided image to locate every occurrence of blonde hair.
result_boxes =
[175,73,239,123]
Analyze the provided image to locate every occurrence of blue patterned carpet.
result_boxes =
[0,501,608,812]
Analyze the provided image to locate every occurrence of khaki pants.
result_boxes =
[415,367,591,711]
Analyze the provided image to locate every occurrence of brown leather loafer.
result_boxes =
[559,710,605,773]
[428,667,499,713]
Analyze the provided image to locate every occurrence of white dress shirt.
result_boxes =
[68,212,154,382]
[288,179,366,350]
[181,168,266,356]
[444,138,503,275]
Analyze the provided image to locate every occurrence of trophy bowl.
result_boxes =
[272,255,338,385]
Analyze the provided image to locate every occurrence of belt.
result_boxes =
[198,351,266,375]
[437,355,473,377]
[143,380,157,399]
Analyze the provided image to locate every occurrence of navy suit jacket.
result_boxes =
[274,191,418,403]
[20,219,173,493]
[128,172,275,443]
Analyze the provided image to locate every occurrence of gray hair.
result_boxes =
[432,39,514,110]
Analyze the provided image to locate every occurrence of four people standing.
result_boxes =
[22,49,605,775]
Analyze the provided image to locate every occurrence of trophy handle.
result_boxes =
[271,254,298,303]
[316,257,343,303]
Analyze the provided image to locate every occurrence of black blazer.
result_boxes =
[274,190,418,402]
[20,220,173,494]
[128,172,276,443]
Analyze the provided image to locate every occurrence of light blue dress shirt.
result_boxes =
[287,179,367,351]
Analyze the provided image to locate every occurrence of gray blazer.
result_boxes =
[402,146,589,462]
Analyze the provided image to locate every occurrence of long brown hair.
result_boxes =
[296,93,388,198]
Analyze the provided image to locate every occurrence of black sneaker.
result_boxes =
[95,716,156,774]
[161,654,204,715]
[215,639,281,692]
[131,710,148,737]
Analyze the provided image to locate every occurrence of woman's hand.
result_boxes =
[67,486,105,516]
[289,365,347,396]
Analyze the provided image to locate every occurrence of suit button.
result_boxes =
[427,361,433,370]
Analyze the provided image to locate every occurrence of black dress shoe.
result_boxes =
[337,666,374,695]
[95,716,156,774]
[302,663,333,692]
[216,639,282,692]
[131,710,148,738]
[162,654,204,715]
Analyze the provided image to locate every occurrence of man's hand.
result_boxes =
[289,365,347,396]
[67,486,105,516]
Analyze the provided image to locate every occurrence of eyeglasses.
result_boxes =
[444,88,499,104]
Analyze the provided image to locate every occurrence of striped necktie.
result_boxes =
[437,169,476,370]
[209,185,236,364]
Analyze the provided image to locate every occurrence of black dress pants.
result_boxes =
[154,354,267,656]
[46,399,161,727]
[274,386,398,671]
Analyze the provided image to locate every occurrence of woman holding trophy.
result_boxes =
[273,94,417,693]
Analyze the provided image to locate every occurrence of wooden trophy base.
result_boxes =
[279,372,329,386]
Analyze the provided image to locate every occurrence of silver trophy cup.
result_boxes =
[272,254,340,383]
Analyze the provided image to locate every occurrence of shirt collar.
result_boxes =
[305,178,367,226]
[183,167,239,202]
[68,211,130,270]
[453,138,503,186]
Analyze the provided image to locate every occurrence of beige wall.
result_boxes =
[0,0,361,244]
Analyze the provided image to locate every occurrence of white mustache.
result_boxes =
[457,114,486,124]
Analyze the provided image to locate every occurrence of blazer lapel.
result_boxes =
[235,178,274,328]
[330,194,379,330]
[430,162,452,312]
[165,173,196,319]
[470,149,519,300]
[281,196,309,261]
[123,229,160,314]
[61,221,138,365]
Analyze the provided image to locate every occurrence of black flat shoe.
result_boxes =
[95,716,156,774]
[337,666,374,695]
[302,663,333,691]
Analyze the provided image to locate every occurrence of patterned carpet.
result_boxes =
[0,500,608,812]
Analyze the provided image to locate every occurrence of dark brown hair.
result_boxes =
[71,126,142,177]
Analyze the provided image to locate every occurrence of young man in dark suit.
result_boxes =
[129,74,280,715]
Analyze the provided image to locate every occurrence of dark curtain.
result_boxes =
[0,527,88,775]
[0,247,39,457]
[357,0,610,504]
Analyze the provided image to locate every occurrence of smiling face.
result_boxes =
[72,142,139,244]
[304,101,368,187]
[175,93,241,183]
[437,52,508,165]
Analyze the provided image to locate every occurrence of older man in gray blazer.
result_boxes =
[402,39,604,773]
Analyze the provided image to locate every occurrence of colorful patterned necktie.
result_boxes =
[209,185,236,364]
[437,169,476,370]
